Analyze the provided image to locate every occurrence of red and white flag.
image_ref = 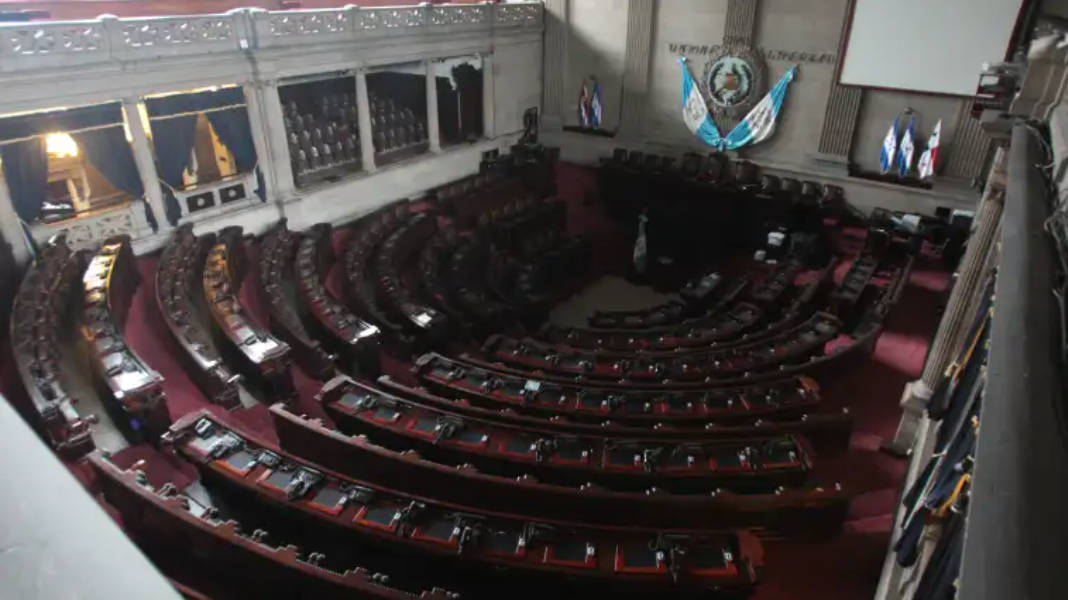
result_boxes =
[917,120,942,180]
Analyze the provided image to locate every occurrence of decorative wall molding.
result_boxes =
[541,0,569,129]
[619,0,655,133]
[724,0,758,44]
[943,99,993,182]
[815,85,864,162]
[0,3,543,68]
[30,203,141,251]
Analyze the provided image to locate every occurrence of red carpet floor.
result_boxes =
[6,163,947,599]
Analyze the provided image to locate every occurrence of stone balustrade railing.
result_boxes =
[0,2,542,71]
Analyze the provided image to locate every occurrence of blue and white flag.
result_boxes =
[898,116,916,178]
[880,118,898,174]
[590,80,603,129]
[678,57,796,151]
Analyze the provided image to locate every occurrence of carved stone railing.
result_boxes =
[29,201,148,251]
[0,3,542,69]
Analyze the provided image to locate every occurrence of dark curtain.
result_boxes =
[145,87,245,118]
[69,126,159,231]
[205,107,264,201]
[1,139,49,223]
[149,115,198,226]
[0,103,123,142]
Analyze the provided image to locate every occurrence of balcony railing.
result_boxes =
[0,3,542,72]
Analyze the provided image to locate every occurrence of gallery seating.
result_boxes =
[203,226,296,403]
[89,452,458,600]
[369,94,429,166]
[157,225,242,409]
[10,234,95,458]
[81,236,171,440]
[258,221,337,380]
[274,399,847,536]
[283,95,362,183]
[164,411,765,595]
[294,222,382,377]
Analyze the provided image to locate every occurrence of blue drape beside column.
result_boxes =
[205,107,264,201]
[148,115,198,226]
[0,139,49,223]
[69,126,159,231]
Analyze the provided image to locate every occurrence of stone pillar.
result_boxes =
[241,82,276,203]
[0,170,31,264]
[425,60,442,153]
[356,69,377,172]
[122,98,172,234]
[943,100,993,183]
[541,0,568,132]
[618,0,655,134]
[258,80,299,199]
[482,53,496,139]
[882,148,1006,456]
[716,0,759,133]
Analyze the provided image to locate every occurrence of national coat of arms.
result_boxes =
[700,45,764,118]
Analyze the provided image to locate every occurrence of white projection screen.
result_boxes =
[838,0,1025,96]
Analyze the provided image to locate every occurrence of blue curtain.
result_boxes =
[69,126,160,231]
[0,103,123,142]
[1,139,49,223]
[206,107,264,201]
[149,115,198,226]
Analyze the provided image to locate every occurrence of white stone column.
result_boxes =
[0,170,31,264]
[242,82,276,203]
[356,69,377,172]
[482,53,496,139]
[882,149,1006,456]
[122,98,172,233]
[258,80,299,199]
[425,60,442,153]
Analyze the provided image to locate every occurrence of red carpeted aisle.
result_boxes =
[31,162,947,599]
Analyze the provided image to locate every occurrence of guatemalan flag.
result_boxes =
[633,213,649,274]
[917,120,942,180]
[880,118,898,174]
[590,80,603,129]
[898,116,916,178]
[678,57,796,151]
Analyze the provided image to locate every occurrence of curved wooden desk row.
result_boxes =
[259,221,337,380]
[295,223,382,376]
[541,275,756,350]
[416,227,476,336]
[11,234,94,458]
[204,226,296,403]
[373,212,448,341]
[343,202,413,337]
[163,412,764,595]
[313,376,812,494]
[748,261,805,309]
[443,228,519,330]
[82,236,171,439]
[485,197,569,256]
[433,170,529,231]
[276,401,844,536]
[486,232,591,320]
[90,453,459,600]
[483,312,841,382]
[377,375,850,451]
[157,225,241,409]
[587,271,723,330]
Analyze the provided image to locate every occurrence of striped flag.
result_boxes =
[898,116,916,178]
[579,82,591,128]
[722,67,797,149]
[590,79,603,129]
[633,213,649,274]
[678,56,726,148]
[917,120,942,180]
[880,117,898,174]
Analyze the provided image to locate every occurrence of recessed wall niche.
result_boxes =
[432,55,484,147]
[367,63,430,167]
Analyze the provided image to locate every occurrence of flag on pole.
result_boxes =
[722,66,797,149]
[898,116,915,178]
[917,120,942,180]
[633,213,649,274]
[880,117,899,174]
[590,79,603,129]
[579,82,591,128]
[679,56,726,148]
